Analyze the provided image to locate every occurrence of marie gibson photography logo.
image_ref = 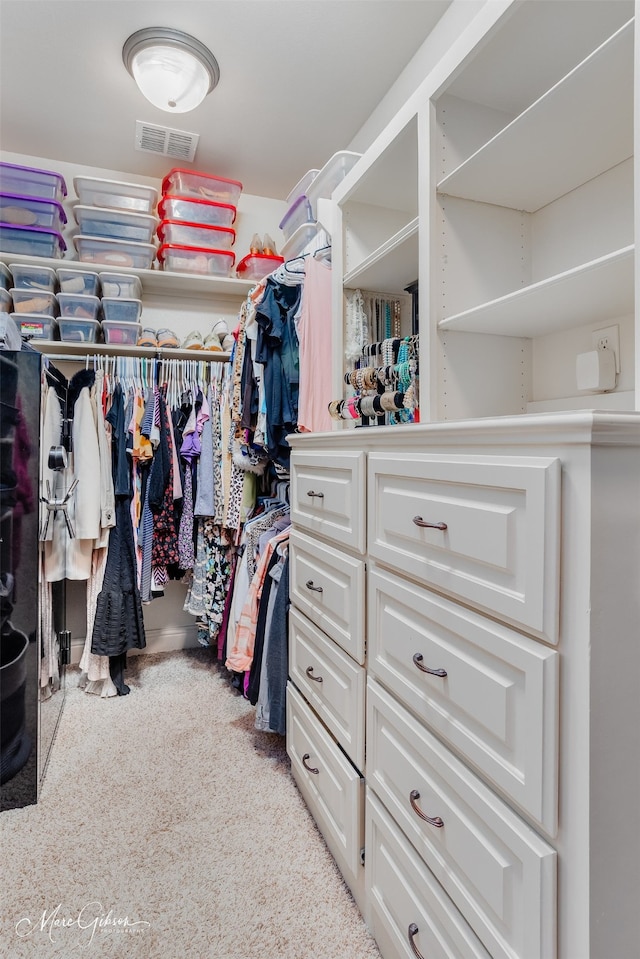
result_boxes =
[15,901,151,947]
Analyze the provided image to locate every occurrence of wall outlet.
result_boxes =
[591,324,620,373]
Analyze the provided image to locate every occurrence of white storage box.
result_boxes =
[101,297,142,324]
[11,288,58,316]
[280,223,324,261]
[158,194,237,228]
[74,235,156,270]
[73,205,157,244]
[286,169,319,208]
[57,268,100,296]
[98,272,142,299]
[9,263,57,292]
[102,321,142,345]
[73,176,158,214]
[14,313,57,340]
[58,318,100,342]
[157,219,235,250]
[57,293,101,321]
[306,151,362,217]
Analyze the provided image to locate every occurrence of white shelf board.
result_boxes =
[436,19,634,212]
[0,251,255,299]
[438,245,635,337]
[29,341,231,363]
[343,217,419,292]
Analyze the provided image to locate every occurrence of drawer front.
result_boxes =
[367,679,556,959]
[289,607,366,771]
[289,529,365,663]
[368,564,558,835]
[366,790,491,959]
[286,682,364,889]
[368,453,560,643]
[291,449,366,554]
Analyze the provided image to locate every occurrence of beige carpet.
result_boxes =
[0,649,381,959]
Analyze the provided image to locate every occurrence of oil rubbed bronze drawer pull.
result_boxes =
[413,653,447,678]
[305,665,323,683]
[305,580,323,593]
[302,753,319,775]
[408,923,426,959]
[306,489,324,498]
[409,789,444,828]
[413,515,447,531]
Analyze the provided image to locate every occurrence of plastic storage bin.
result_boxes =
[98,272,142,299]
[9,263,57,292]
[157,220,235,250]
[0,162,67,203]
[73,205,157,244]
[13,313,57,340]
[0,193,67,232]
[286,169,319,208]
[0,263,12,290]
[157,243,235,276]
[73,236,156,270]
[0,288,12,312]
[158,195,237,228]
[102,321,142,345]
[58,318,100,343]
[280,223,324,261]
[57,268,100,296]
[279,195,315,241]
[0,223,66,258]
[57,293,101,321]
[11,288,58,316]
[306,151,362,217]
[73,176,158,214]
[101,297,142,324]
[161,169,243,206]
[236,253,284,281]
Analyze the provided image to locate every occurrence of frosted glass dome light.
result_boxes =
[123,28,220,114]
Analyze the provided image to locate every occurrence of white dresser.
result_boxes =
[287,413,640,959]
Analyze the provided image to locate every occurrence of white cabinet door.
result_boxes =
[289,529,366,663]
[368,564,559,834]
[290,449,366,554]
[367,680,556,959]
[368,452,561,642]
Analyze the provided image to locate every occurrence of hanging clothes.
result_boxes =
[297,255,333,433]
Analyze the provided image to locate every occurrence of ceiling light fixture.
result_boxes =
[122,27,220,114]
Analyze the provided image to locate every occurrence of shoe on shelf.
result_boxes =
[249,233,263,255]
[263,233,277,256]
[212,318,229,339]
[203,330,222,352]
[221,333,235,352]
[137,328,157,348]
[181,330,204,350]
[157,328,179,348]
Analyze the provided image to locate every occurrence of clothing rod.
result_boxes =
[30,342,231,363]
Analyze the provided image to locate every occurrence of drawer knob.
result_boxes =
[302,753,320,775]
[408,923,426,959]
[409,789,444,828]
[305,579,323,593]
[413,653,447,678]
[305,665,323,683]
[306,489,325,498]
[413,515,447,531]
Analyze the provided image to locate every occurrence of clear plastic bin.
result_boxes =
[9,263,57,292]
[0,288,12,312]
[0,263,12,290]
[101,297,142,324]
[11,288,58,316]
[0,223,66,258]
[58,318,100,343]
[285,170,319,208]
[13,313,57,340]
[161,168,243,206]
[73,235,156,270]
[157,243,235,276]
[158,194,236,227]
[73,176,158,214]
[98,272,142,299]
[73,205,157,244]
[236,253,284,281]
[57,268,100,296]
[157,220,235,250]
[102,321,142,345]
[0,162,67,203]
[280,222,324,261]
[306,151,362,217]
[57,293,101,321]
[0,193,67,232]
[279,195,315,241]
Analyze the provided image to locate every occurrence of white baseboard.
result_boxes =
[70,626,201,665]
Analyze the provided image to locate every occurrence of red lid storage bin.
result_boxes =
[158,194,237,228]
[157,243,235,276]
[236,253,284,281]
[161,168,243,206]
[157,219,235,250]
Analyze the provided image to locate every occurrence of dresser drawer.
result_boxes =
[368,453,560,643]
[289,529,365,664]
[289,608,366,771]
[366,790,491,959]
[291,449,366,554]
[368,564,558,835]
[286,681,364,899]
[367,680,556,959]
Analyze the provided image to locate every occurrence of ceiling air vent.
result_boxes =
[135,121,199,161]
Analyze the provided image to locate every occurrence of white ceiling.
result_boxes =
[0,0,451,201]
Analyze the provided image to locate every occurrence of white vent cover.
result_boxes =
[135,121,199,161]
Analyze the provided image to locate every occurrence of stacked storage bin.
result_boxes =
[9,263,59,341]
[54,267,143,345]
[157,167,242,276]
[71,176,158,272]
[0,161,68,259]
